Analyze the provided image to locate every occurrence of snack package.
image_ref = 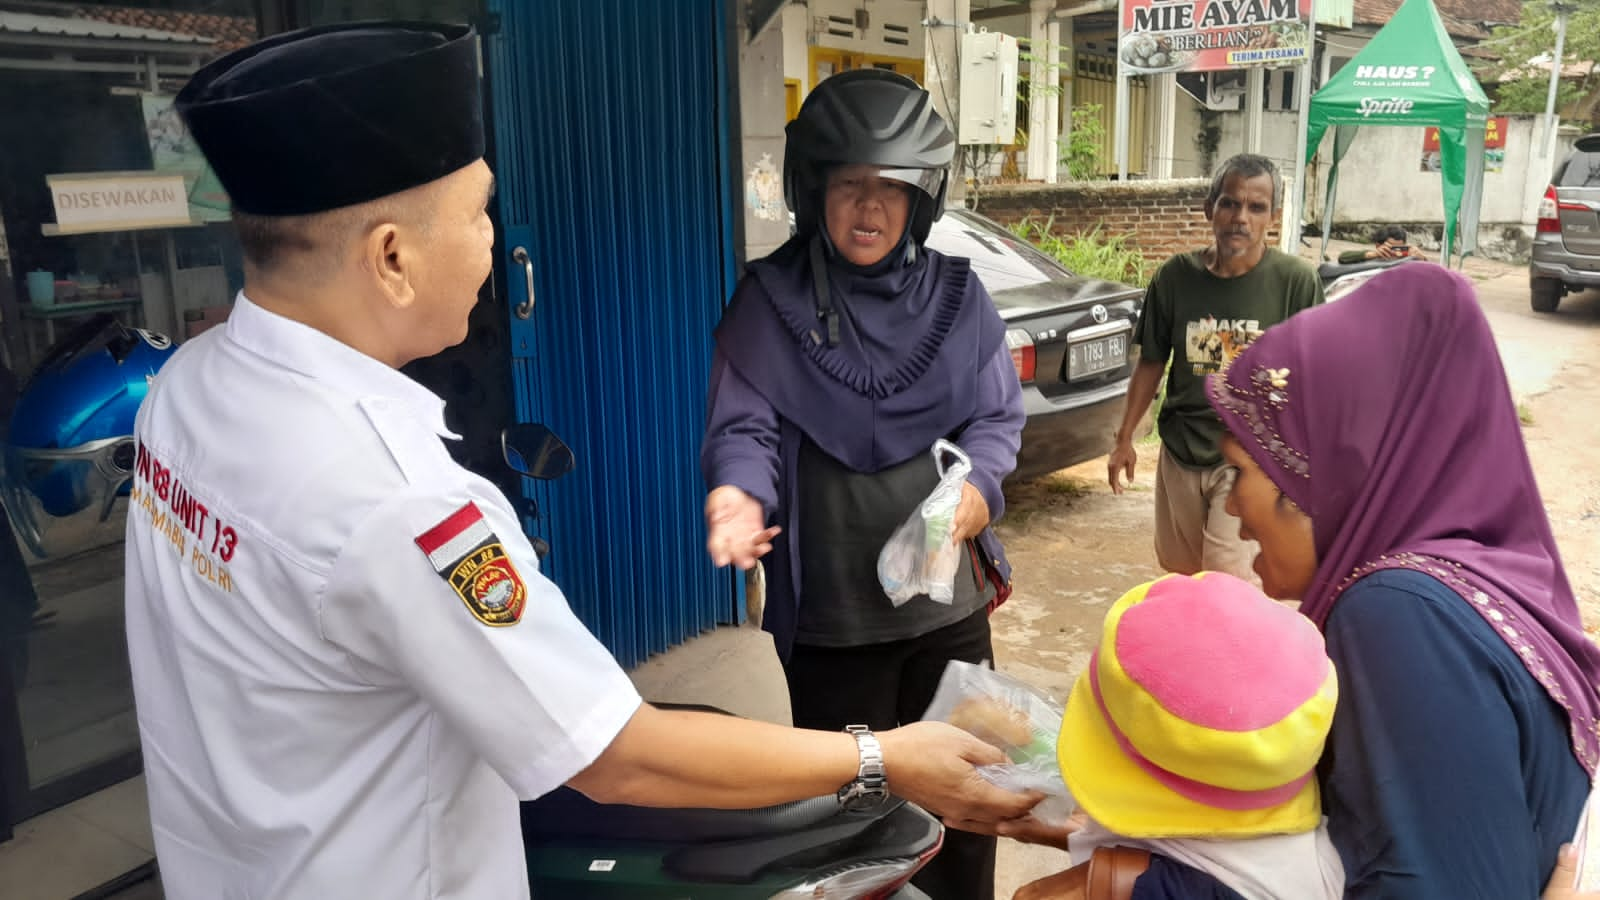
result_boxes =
[923,659,1076,827]
[877,440,971,606]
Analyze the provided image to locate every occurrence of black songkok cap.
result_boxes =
[176,22,484,216]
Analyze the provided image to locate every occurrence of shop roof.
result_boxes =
[0,9,212,44]
[1351,0,1520,40]
[70,5,255,53]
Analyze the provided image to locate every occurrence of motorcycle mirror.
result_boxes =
[501,424,576,481]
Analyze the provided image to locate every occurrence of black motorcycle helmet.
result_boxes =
[784,69,956,247]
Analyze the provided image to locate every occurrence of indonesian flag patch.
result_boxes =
[415,502,527,627]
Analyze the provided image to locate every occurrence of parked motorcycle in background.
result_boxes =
[1317,254,1418,302]
[2,313,175,560]
[501,423,940,899]
[0,314,176,688]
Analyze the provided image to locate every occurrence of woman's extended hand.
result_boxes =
[704,485,780,570]
[952,482,991,543]
[942,809,1082,851]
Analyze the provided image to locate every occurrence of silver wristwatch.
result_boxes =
[836,724,889,811]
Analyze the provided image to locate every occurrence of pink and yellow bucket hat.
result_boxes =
[1059,572,1338,838]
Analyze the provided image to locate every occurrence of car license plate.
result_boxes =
[1068,332,1128,381]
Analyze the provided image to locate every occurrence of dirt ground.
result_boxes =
[989,250,1600,896]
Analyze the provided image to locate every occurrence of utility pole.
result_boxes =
[1543,1,1576,146]
[926,0,971,206]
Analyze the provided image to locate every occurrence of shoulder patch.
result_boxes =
[415,502,526,626]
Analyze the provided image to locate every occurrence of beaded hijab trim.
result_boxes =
[1206,362,1310,480]
[1332,553,1600,777]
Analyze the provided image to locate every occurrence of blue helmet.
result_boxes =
[3,315,176,557]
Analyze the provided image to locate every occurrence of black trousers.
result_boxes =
[784,607,997,900]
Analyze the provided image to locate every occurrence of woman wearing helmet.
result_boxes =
[701,70,1025,900]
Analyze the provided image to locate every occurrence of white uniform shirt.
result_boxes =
[124,295,642,900]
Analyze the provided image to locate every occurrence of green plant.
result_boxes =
[1009,218,1152,287]
[1486,2,1600,122]
[1062,104,1106,180]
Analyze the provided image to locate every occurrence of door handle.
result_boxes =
[512,246,535,320]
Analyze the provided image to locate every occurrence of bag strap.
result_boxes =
[1086,846,1152,900]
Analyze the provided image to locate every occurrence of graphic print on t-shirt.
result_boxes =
[1185,315,1263,375]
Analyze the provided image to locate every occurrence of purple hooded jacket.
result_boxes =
[702,237,1023,659]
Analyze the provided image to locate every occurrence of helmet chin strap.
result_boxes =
[808,234,841,348]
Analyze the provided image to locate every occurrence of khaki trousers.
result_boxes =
[1153,445,1259,581]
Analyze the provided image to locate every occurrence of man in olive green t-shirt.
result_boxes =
[1107,154,1323,584]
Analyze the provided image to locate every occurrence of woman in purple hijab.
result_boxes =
[1204,263,1600,898]
[700,71,1024,900]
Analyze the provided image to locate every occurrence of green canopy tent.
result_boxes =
[1306,0,1490,262]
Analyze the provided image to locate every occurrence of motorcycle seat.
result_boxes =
[1317,257,1415,280]
[522,786,888,843]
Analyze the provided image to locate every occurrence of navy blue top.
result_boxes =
[1133,855,1248,900]
[1135,569,1588,899]
[1319,568,1587,898]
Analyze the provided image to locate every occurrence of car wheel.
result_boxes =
[1531,277,1562,313]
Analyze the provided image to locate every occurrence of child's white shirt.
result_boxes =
[1068,816,1345,900]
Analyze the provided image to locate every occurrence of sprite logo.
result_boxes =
[1358,98,1415,117]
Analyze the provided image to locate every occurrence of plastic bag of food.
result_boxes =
[923,659,1076,827]
[877,440,971,607]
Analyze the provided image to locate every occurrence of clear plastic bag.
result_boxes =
[923,660,1076,828]
[877,440,971,607]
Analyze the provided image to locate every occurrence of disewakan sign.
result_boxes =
[47,171,193,234]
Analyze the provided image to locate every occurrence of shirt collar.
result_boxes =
[224,293,461,440]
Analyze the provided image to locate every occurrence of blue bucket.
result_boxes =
[26,270,55,307]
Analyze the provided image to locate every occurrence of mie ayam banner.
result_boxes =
[1119,0,1313,74]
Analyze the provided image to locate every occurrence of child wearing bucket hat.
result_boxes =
[1045,571,1345,900]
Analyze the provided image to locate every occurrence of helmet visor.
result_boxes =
[875,167,945,199]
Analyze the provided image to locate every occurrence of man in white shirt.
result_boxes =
[125,21,1037,900]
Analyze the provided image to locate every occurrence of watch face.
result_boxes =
[838,783,889,812]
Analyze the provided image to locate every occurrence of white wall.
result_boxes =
[1217,109,1303,174]
[744,13,796,263]
[1305,116,1558,226]
[783,4,809,86]
[802,0,927,67]
[1163,93,1301,181]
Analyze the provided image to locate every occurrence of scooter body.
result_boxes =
[500,425,942,899]
[522,785,941,899]
[1317,255,1416,302]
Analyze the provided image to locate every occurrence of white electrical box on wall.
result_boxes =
[957,29,1019,146]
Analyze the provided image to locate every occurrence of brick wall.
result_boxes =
[971,180,1279,266]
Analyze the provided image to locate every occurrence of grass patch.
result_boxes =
[1041,474,1092,498]
[1000,472,1095,531]
[1009,218,1152,287]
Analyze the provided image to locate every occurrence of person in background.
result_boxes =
[1107,154,1322,582]
[1336,225,1422,264]
[701,69,1025,900]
